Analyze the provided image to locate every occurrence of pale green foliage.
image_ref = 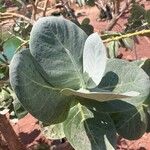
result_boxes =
[10,17,150,150]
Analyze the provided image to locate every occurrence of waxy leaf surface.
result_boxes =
[30,16,88,89]
[10,49,71,124]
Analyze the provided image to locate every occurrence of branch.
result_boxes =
[103,29,150,43]
[31,0,39,21]
[0,12,32,24]
[43,0,49,17]
[104,0,132,31]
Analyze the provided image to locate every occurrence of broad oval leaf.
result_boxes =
[98,59,150,110]
[30,16,88,89]
[9,49,71,124]
[63,101,116,150]
[83,33,107,89]
[61,88,137,102]
[3,37,22,61]
[80,59,150,113]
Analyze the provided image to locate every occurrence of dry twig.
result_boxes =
[104,0,132,31]
[31,0,39,21]
[43,0,49,17]
[0,12,32,24]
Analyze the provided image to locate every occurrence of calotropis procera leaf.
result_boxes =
[112,106,147,140]
[42,123,65,139]
[9,49,71,124]
[81,59,150,113]
[61,88,138,102]
[30,16,88,89]
[99,59,150,109]
[83,33,107,89]
[63,102,116,150]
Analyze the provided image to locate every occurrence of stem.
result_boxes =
[0,114,26,150]
[0,12,32,24]
[43,0,49,17]
[103,29,150,43]
[31,0,39,21]
[114,0,120,14]
[104,0,131,31]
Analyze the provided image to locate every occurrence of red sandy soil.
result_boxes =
[1,0,150,149]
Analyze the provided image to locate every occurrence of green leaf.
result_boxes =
[30,16,88,89]
[83,33,107,88]
[113,106,147,140]
[2,37,22,61]
[61,88,138,102]
[126,4,146,31]
[130,4,146,21]
[42,123,65,139]
[107,41,119,58]
[82,59,150,113]
[100,59,149,107]
[145,10,150,24]
[10,49,71,124]
[63,102,116,150]
[122,37,134,50]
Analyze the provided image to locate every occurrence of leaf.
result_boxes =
[30,16,88,89]
[100,59,149,107]
[2,37,22,61]
[42,123,65,139]
[10,49,71,124]
[61,88,137,102]
[126,4,146,31]
[83,33,107,88]
[130,4,146,21]
[122,37,134,50]
[63,102,116,150]
[81,59,150,113]
[107,41,119,58]
[112,106,147,140]
[145,10,150,24]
